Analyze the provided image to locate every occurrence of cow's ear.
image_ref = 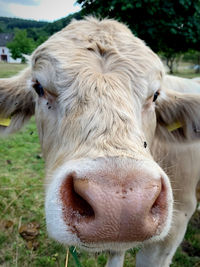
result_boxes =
[155,89,200,142]
[0,68,35,135]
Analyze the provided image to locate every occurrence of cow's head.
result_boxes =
[1,18,200,252]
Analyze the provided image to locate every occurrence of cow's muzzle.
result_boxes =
[59,160,170,243]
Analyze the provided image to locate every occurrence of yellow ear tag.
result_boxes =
[0,117,11,127]
[166,121,183,132]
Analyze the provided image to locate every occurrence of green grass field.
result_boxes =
[0,62,200,267]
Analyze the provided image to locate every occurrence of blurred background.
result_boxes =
[0,0,200,76]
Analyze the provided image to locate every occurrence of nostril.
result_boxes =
[60,173,95,223]
[150,179,167,221]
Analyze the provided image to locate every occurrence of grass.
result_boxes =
[0,62,27,78]
[0,62,200,267]
[173,68,200,79]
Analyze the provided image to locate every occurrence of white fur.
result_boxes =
[106,251,125,267]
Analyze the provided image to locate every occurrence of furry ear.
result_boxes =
[155,89,200,142]
[0,68,35,135]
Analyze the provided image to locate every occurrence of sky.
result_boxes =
[0,0,81,22]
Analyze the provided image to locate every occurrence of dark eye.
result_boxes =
[33,80,44,97]
[153,91,160,102]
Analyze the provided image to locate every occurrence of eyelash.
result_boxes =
[33,80,44,97]
[153,91,160,102]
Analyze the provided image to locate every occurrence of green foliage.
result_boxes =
[35,35,48,46]
[77,0,200,73]
[7,29,36,60]
[0,17,49,48]
[44,11,83,36]
[69,247,82,267]
[0,12,82,53]
[0,17,48,32]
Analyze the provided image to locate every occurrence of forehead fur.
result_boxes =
[32,17,164,90]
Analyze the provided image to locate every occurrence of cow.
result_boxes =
[0,17,200,267]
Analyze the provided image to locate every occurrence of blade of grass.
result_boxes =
[69,246,82,267]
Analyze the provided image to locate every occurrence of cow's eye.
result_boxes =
[33,80,44,97]
[153,91,160,102]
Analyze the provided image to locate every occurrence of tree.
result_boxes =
[7,29,36,62]
[77,0,200,73]
[36,35,48,47]
[44,11,82,36]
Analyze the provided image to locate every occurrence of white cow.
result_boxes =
[0,18,200,267]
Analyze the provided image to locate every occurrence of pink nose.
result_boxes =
[60,169,167,243]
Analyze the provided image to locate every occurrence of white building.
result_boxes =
[0,33,21,63]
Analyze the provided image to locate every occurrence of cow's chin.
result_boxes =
[45,158,173,252]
